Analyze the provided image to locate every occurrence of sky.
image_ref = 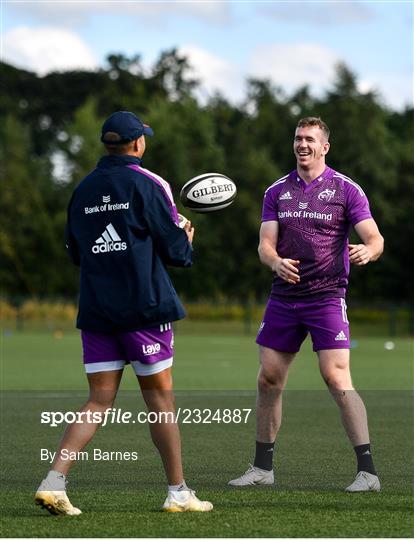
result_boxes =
[1,0,413,111]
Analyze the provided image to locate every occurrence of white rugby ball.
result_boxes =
[180,173,237,213]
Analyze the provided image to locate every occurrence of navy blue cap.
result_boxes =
[101,111,154,144]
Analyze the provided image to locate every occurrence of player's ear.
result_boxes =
[322,141,330,156]
[136,135,146,156]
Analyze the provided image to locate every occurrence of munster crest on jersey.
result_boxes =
[318,189,336,202]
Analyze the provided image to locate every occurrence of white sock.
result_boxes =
[45,470,66,490]
[168,480,188,492]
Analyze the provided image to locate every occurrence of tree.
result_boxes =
[152,49,198,101]
[0,56,412,303]
[0,115,63,296]
[316,64,400,301]
[57,98,103,189]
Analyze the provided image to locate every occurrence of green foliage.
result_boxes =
[0,55,413,303]
[59,97,104,188]
[0,115,63,295]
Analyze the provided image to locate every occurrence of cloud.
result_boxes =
[2,26,98,74]
[248,43,340,95]
[259,1,374,25]
[358,74,413,111]
[180,43,340,103]
[179,43,412,110]
[3,27,410,111]
[178,45,245,102]
[7,1,231,26]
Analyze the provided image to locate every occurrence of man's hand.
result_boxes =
[258,222,300,283]
[272,258,300,284]
[348,243,372,265]
[183,220,194,244]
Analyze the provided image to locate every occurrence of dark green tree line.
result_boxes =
[1,51,413,303]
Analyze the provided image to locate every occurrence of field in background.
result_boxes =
[1,329,413,391]
[1,299,413,338]
[1,329,413,537]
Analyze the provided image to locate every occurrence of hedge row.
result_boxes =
[0,299,410,325]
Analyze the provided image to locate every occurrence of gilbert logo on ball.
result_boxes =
[180,173,237,213]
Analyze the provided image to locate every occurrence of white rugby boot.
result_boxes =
[163,489,213,512]
[228,464,274,486]
[345,471,381,492]
[35,477,82,516]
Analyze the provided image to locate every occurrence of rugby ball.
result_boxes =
[180,173,237,213]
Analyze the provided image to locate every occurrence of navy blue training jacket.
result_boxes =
[65,155,192,332]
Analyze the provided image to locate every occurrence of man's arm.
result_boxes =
[144,185,193,267]
[258,221,300,284]
[349,218,384,266]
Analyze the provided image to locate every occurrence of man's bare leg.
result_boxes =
[318,348,379,491]
[229,346,295,486]
[35,369,123,514]
[318,349,369,445]
[256,346,295,442]
[138,367,213,511]
[137,367,183,485]
[51,369,123,475]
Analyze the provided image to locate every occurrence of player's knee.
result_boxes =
[257,371,284,392]
[322,368,352,392]
[142,388,175,411]
[322,372,339,390]
[88,387,117,409]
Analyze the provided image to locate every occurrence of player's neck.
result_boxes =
[297,163,326,184]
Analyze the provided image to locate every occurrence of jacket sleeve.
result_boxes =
[65,194,81,266]
[143,183,193,267]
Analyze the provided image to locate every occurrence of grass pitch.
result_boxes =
[1,329,413,537]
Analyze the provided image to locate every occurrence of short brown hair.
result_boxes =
[297,117,330,140]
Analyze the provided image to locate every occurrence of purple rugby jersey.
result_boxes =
[262,166,372,300]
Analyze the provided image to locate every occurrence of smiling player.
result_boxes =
[229,117,384,492]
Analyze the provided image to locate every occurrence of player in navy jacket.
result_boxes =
[35,112,213,514]
[66,148,192,332]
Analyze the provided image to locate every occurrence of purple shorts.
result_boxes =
[256,297,350,353]
[82,323,174,376]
